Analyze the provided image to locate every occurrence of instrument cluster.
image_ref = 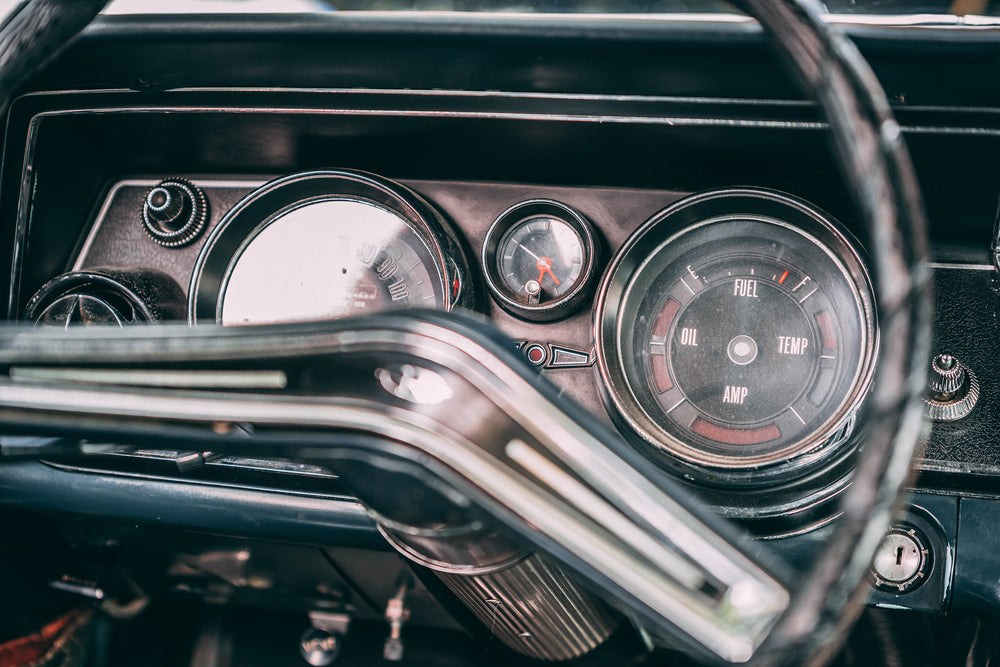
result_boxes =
[26,169,878,509]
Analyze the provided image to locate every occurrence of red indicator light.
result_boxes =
[524,344,547,366]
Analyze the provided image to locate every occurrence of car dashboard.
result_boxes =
[1,9,1000,667]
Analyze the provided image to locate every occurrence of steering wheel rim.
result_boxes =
[0,1,929,666]
[731,1,930,664]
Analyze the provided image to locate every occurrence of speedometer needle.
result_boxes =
[537,257,560,286]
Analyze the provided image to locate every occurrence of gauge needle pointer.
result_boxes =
[537,257,561,286]
[518,242,541,261]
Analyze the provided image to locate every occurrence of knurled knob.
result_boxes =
[924,354,979,422]
[141,177,208,248]
[929,354,963,396]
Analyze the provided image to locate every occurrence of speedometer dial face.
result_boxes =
[597,189,876,475]
[220,199,441,325]
[189,170,473,326]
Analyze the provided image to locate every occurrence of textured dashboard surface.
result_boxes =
[921,266,1000,474]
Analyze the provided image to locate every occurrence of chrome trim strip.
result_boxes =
[927,262,995,271]
[25,105,829,129]
[98,10,1000,30]
[357,11,1000,30]
[10,367,288,389]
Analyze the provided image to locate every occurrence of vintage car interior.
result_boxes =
[0,0,997,665]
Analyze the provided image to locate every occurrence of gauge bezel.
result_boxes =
[482,199,600,322]
[595,188,877,485]
[24,269,186,325]
[189,170,474,325]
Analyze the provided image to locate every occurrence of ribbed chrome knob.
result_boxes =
[924,354,978,422]
[141,177,208,248]
[929,354,963,397]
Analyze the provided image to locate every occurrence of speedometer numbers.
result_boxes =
[597,189,876,480]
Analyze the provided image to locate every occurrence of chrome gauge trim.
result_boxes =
[481,199,600,322]
[188,169,474,325]
[595,188,877,483]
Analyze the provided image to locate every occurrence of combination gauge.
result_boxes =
[596,188,877,486]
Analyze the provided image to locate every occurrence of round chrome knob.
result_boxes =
[141,177,208,248]
[924,353,978,422]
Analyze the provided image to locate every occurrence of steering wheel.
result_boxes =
[0,1,928,665]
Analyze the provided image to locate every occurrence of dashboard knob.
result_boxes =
[141,177,208,247]
[924,353,979,422]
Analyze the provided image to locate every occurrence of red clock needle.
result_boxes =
[536,257,561,286]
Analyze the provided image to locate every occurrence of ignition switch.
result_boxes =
[871,526,930,593]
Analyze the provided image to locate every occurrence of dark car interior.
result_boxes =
[0,1,998,665]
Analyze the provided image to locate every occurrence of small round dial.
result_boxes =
[497,215,584,301]
[483,200,599,321]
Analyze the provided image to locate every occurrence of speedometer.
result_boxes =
[219,199,441,325]
[596,188,876,481]
[189,170,473,326]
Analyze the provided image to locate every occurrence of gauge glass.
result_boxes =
[220,198,442,325]
[598,192,876,473]
[482,200,599,321]
[496,215,585,302]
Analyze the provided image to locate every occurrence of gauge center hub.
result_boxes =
[727,335,759,366]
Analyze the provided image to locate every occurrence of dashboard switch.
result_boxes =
[924,354,979,422]
[141,177,208,247]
